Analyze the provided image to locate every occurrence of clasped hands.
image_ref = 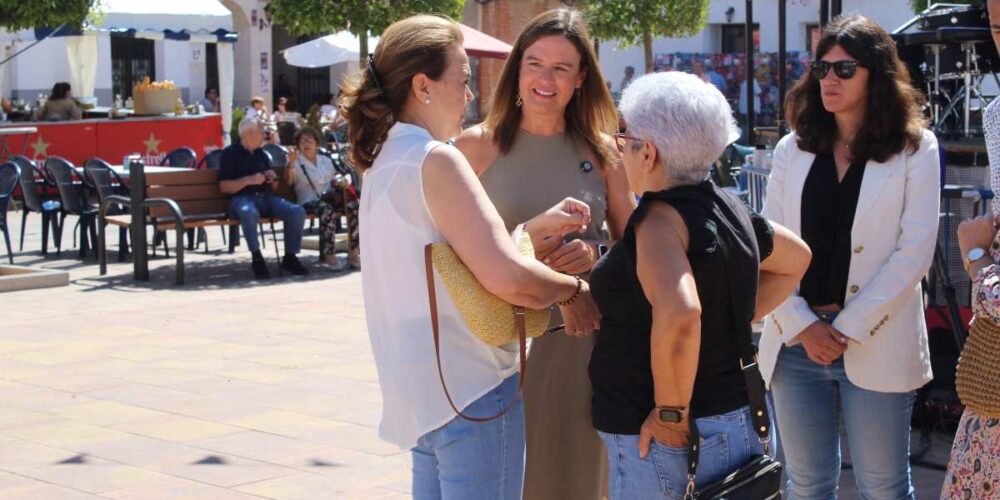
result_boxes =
[524,197,602,338]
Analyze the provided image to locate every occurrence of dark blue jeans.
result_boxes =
[229,192,305,254]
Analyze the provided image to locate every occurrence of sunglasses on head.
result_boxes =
[810,60,864,80]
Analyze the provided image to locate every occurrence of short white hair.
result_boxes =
[238,116,263,136]
[619,71,739,185]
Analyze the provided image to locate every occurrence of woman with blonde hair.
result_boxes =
[341,14,600,498]
[456,9,633,498]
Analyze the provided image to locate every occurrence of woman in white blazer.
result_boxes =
[759,15,939,500]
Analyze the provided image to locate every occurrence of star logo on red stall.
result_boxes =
[143,133,162,155]
[30,135,50,160]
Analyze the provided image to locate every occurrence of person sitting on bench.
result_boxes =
[220,116,309,279]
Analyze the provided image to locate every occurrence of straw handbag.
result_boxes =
[424,225,551,421]
[956,316,1000,418]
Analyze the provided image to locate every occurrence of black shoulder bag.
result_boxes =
[684,201,782,500]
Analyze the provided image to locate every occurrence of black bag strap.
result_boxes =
[295,157,325,200]
[685,202,772,491]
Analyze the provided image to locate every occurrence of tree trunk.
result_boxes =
[358,24,368,65]
[594,38,600,60]
[643,29,653,74]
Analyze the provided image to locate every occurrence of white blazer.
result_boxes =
[759,129,939,393]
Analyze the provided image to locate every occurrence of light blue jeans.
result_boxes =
[598,405,772,499]
[411,374,525,500]
[771,344,916,500]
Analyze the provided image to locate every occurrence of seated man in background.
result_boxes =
[220,116,308,279]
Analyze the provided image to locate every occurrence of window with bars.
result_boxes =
[111,37,155,99]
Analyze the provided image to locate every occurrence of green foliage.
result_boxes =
[908,0,980,13]
[0,0,99,31]
[231,106,245,145]
[267,0,464,49]
[582,0,709,72]
[584,0,709,47]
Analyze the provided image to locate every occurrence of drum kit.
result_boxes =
[892,5,1000,138]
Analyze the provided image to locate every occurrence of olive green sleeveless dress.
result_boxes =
[480,130,608,500]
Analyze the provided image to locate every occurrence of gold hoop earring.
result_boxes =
[515,93,523,107]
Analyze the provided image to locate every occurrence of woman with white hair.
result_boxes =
[587,71,811,498]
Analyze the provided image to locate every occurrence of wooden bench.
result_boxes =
[97,163,323,285]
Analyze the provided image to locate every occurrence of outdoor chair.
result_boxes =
[84,158,131,261]
[277,122,297,146]
[263,143,288,168]
[162,147,197,169]
[12,155,61,255]
[197,149,224,170]
[0,162,19,264]
[46,157,98,258]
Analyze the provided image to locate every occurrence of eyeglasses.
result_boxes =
[810,60,865,80]
[615,132,642,152]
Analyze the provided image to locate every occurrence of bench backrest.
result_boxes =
[142,167,297,219]
[145,169,228,219]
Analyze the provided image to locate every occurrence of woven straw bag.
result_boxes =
[956,316,1000,418]
[424,226,550,346]
[423,226,551,422]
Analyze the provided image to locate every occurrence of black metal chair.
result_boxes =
[83,158,131,261]
[0,162,19,264]
[277,122,298,146]
[163,147,197,168]
[45,157,98,258]
[197,149,224,170]
[262,143,288,168]
[12,155,61,255]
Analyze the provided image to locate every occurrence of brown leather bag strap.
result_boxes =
[424,244,527,422]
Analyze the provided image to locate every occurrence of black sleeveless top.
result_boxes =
[588,181,774,435]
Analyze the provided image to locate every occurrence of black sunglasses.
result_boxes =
[810,60,865,80]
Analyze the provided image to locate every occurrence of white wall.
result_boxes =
[599,0,918,93]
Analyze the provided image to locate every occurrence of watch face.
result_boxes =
[969,247,986,262]
[658,408,683,423]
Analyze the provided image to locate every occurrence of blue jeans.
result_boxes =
[771,345,915,500]
[228,192,305,254]
[411,374,525,500]
[598,405,772,499]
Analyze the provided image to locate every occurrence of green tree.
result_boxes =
[267,0,464,62]
[582,0,709,73]
[0,0,101,31]
[908,0,979,13]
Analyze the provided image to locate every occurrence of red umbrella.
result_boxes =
[459,24,512,59]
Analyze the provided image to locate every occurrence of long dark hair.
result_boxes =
[339,15,461,171]
[785,14,926,163]
[484,9,618,167]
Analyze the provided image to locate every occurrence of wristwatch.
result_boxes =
[965,247,987,271]
[656,406,687,424]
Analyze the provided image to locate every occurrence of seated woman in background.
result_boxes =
[37,82,81,121]
[273,97,304,127]
[284,126,359,268]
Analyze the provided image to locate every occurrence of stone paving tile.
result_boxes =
[48,400,171,426]
[76,436,218,468]
[0,482,105,499]
[9,458,173,495]
[233,472,399,500]
[188,431,330,462]
[103,477,267,500]
[149,454,300,488]
[111,414,245,443]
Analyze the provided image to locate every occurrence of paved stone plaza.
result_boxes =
[0,211,947,498]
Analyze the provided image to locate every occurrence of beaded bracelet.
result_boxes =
[557,276,583,306]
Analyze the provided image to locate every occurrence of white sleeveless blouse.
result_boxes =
[359,122,518,450]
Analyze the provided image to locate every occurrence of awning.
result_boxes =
[282,32,381,68]
[1,0,236,44]
[282,24,511,68]
[459,24,511,59]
